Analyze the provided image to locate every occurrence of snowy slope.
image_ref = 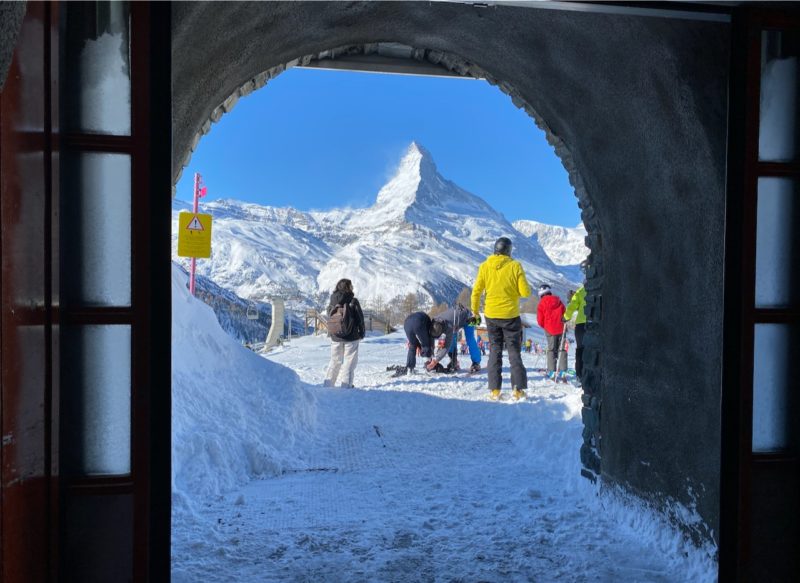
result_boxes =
[172,199,332,302]
[513,218,590,267]
[173,143,581,309]
[171,263,317,504]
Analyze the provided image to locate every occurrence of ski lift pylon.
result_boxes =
[246,300,259,320]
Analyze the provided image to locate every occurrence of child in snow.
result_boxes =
[450,321,482,373]
[429,304,476,373]
[536,283,567,379]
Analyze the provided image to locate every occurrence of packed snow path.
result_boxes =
[172,332,715,582]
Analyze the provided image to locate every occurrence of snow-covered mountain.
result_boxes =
[512,219,589,267]
[172,142,581,311]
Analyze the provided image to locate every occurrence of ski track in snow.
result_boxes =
[172,330,716,583]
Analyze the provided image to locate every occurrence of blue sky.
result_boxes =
[176,68,580,227]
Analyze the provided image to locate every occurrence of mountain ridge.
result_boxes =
[172,143,585,311]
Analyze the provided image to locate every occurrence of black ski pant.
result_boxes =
[486,316,527,391]
[545,332,568,373]
[574,323,586,379]
[403,312,432,370]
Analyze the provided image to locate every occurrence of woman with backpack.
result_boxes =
[323,278,366,388]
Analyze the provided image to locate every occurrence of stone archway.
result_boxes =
[174,39,606,481]
[171,1,729,546]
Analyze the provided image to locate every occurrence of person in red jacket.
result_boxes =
[536,283,567,379]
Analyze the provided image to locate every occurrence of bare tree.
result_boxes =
[416,290,432,313]
[401,292,419,316]
[313,290,329,308]
[428,302,449,317]
[456,286,472,308]
[387,294,407,326]
[370,294,386,316]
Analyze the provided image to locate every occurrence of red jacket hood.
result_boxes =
[537,294,566,335]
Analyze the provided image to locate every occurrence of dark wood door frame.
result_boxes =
[0,2,171,581]
[721,5,800,582]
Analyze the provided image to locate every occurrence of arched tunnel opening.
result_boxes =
[169,44,714,581]
[3,2,800,580]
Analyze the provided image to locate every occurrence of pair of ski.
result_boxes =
[426,368,482,378]
[385,364,482,378]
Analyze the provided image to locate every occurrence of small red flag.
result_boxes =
[199,186,208,198]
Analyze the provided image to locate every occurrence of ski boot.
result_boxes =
[489,389,501,401]
[390,366,409,378]
[512,388,526,401]
[546,371,556,380]
[469,362,481,374]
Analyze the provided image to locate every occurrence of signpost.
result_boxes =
[177,173,212,295]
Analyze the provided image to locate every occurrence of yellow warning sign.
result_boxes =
[177,212,212,258]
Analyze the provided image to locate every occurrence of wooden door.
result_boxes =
[722,5,800,582]
[0,2,171,581]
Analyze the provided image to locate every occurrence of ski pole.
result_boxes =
[556,323,568,385]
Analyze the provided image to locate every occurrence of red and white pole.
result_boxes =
[189,172,201,296]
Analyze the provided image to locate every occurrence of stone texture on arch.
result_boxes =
[172,1,729,546]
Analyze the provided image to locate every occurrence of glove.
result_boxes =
[425,359,439,371]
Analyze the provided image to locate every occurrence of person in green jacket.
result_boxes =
[471,237,532,401]
[564,284,587,382]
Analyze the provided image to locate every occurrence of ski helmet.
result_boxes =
[430,320,445,339]
[537,284,552,298]
[493,237,512,256]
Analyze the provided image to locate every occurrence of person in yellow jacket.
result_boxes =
[471,236,532,400]
[564,284,587,383]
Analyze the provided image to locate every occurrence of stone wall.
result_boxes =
[170,1,729,545]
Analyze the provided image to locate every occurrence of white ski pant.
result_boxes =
[325,340,360,387]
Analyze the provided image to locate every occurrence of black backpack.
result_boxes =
[328,301,357,339]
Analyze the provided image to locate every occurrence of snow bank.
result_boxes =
[171,263,317,504]
[595,485,718,582]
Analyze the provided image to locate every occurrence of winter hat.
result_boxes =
[430,320,445,339]
[493,237,512,256]
[537,284,552,298]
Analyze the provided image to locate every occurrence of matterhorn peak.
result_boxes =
[397,141,438,179]
[365,141,503,226]
[374,141,440,209]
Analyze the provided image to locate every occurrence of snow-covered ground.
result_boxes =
[171,265,717,582]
